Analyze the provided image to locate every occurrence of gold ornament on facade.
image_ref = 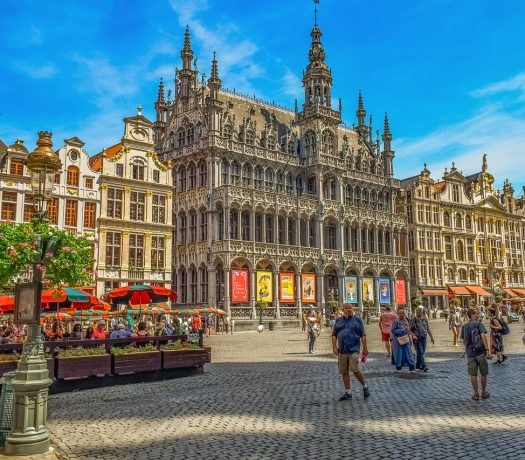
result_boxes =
[146,150,169,172]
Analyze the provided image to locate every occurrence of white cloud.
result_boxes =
[282,68,302,99]
[471,72,525,99]
[15,62,57,79]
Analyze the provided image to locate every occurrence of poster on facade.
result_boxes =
[301,274,316,303]
[256,271,273,302]
[279,273,295,303]
[343,275,358,304]
[362,277,375,303]
[378,278,391,304]
[395,279,407,305]
[231,269,249,303]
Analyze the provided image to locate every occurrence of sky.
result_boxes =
[1,0,525,190]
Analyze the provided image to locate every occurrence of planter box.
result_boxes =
[0,358,55,380]
[55,354,111,379]
[111,351,161,375]
[161,347,211,370]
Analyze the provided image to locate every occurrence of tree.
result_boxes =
[0,222,93,293]
[362,299,374,324]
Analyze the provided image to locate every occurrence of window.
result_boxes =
[286,173,293,194]
[288,218,296,245]
[231,162,240,185]
[54,173,61,184]
[189,211,197,242]
[1,191,17,221]
[242,164,251,187]
[351,227,358,252]
[465,214,472,231]
[223,124,233,139]
[107,188,122,219]
[105,231,121,267]
[469,269,476,282]
[425,206,431,223]
[230,210,239,239]
[186,125,194,145]
[199,210,207,240]
[65,200,78,227]
[189,268,197,302]
[322,130,334,155]
[188,163,197,188]
[309,218,316,247]
[266,215,274,243]
[276,171,284,192]
[199,266,208,302]
[255,213,262,242]
[407,205,413,224]
[443,211,450,227]
[467,238,474,262]
[245,130,254,145]
[83,202,96,228]
[180,269,187,303]
[329,180,336,200]
[48,198,58,225]
[424,186,430,199]
[179,167,187,191]
[445,236,452,259]
[265,169,274,190]
[418,230,425,250]
[417,205,424,223]
[296,176,304,196]
[287,140,296,155]
[300,220,307,246]
[408,231,415,251]
[254,166,263,189]
[241,211,250,240]
[178,129,185,147]
[307,177,316,194]
[455,213,463,228]
[23,195,33,222]
[128,234,144,267]
[278,216,285,244]
[327,223,337,249]
[434,232,441,251]
[267,135,276,150]
[151,236,165,270]
[433,207,440,224]
[221,161,229,186]
[459,268,467,281]
[152,195,166,224]
[426,231,433,250]
[130,191,145,221]
[66,166,80,187]
[10,159,24,176]
[199,162,207,186]
[452,184,460,203]
[179,212,187,244]
[153,170,160,183]
[456,240,465,261]
[85,177,94,189]
[132,162,145,181]
[116,164,123,177]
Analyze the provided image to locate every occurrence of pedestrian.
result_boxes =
[302,311,307,332]
[306,308,318,354]
[379,305,396,357]
[480,306,485,322]
[331,303,369,401]
[224,315,230,334]
[409,306,434,372]
[449,306,463,346]
[432,306,437,320]
[391,307,417,371]
[488,307,507,364]
[206,316,214,337]
[443,306,449,322]
[460,308,491,400]
[230,317,235,334]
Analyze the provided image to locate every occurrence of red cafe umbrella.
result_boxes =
[107,285,177,306]
[0,295,15,312]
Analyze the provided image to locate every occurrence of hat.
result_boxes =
[117,323,126,329]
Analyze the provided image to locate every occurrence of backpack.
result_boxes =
[497,317,510,336]
[463,323,485,355]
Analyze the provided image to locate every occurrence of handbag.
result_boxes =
[398,335,410,345]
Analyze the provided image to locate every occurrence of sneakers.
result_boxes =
[481,392,490,400]
[502,355,508,362]
[339,392,352,401]
[363,386,370,399]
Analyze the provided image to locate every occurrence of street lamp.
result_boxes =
[5,131,62,455]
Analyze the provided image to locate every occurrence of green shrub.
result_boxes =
[160,342,202,351]
[110,343,158,355]
[58,347,107,358]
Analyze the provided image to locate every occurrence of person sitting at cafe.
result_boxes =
[135,322,149,337]
[47,320,64,341]
[92,320,107,340]
[71,323,83,340]
[110,323,133,339]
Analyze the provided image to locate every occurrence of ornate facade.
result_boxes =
[399,156,525,308]
[154,20,409,319]
[90,109,173,297]
[0,136,100,241]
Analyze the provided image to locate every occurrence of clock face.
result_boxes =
[69,150,78,161]
[131,128,147,141]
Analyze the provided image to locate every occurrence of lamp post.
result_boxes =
[5,131,62,455]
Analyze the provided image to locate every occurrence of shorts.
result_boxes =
[381,331,391,342]
[467,354,488,377]
[338,352,360,374]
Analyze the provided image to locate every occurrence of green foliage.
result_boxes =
[0,221,93,291]
[255,300,268,311]
[326,300,338,309]
[411,297,422,309]
[160,342,202,351]
[495,295,504,304]
[363,300,374,309]
[110,343,158,355]
[451,298,461,307]
[58,347,107,358]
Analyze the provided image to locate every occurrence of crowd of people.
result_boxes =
[306,301,524,402]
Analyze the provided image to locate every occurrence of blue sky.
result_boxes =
[1,0,525,189]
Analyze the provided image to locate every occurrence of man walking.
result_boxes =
[460,308,491,401]
[332,303,370,401]
[409,306,434,371]
[379,305,396,357]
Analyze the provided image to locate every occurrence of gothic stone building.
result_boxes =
[400,156,525,309]
[154,22,409,319]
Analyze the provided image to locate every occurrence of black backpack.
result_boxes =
[498,317,510,336]
[463,322,485,355]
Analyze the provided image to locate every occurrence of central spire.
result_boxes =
[180,25,194,71]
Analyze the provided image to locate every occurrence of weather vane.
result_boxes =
[314,0,320,25]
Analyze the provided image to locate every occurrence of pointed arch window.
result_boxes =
[267,135,276,150]
[286,173,294,194]
[254,166,263,189]
[178,166,186,191]
[322,130,334,155]
[265,169,274,191]
[276,170,284,193]
[199,161,207,186]
[188,163,197,188]
[221,160,229,185]
[287,139,296,155]
[296,176,304,196]
[223,124,233,139]
[186,125,194,145]
[177,129,185,148]
[231,161,241,185]
[245,130,255,145]
[242,164,252,187]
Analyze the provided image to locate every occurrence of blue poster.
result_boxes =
[378,278,391,304]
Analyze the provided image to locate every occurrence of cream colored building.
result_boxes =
[400,156,525,309]
[153,22,409,319]
[0,135,100,241]
[90,109,173,297]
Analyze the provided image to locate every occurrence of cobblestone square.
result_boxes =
[47,319,525,460]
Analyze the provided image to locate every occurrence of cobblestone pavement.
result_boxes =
[47,319,525,460]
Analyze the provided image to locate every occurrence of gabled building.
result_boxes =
[153,18,409,319]
[399,155,525,309]
[90,108,173,297]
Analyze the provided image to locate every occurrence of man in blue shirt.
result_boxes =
[332,303,369,401]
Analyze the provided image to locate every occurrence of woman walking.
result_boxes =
[391,307,416,371]
[306,308,318,354]
[488,307,507,364]
[449,306,463,346]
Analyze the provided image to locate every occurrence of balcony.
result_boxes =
[128,268,144,280]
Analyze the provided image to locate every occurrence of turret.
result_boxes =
[208,52,221,100]
[381,113,395,177]
[154,78,166,127]
[206,52,223,135]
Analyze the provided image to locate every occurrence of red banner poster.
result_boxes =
[231,269,249,302]
[395,279,406,305]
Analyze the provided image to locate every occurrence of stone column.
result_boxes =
[357,273,363,313]
[295,271,302,318]
[382,231,387,255]
[207,266,216,308]
[273,269,280,319]
[317,271,324,312]
[373,274,380,309]
[306,219,311,247]
[250,269,256,319]
[224,267,231,315]
[390,277,396,309]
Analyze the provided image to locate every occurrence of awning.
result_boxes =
[448,286,471,296]
[421,289,448,296]
[511,288,525,296]
[466,285,492,296]
[503,288,517,296]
